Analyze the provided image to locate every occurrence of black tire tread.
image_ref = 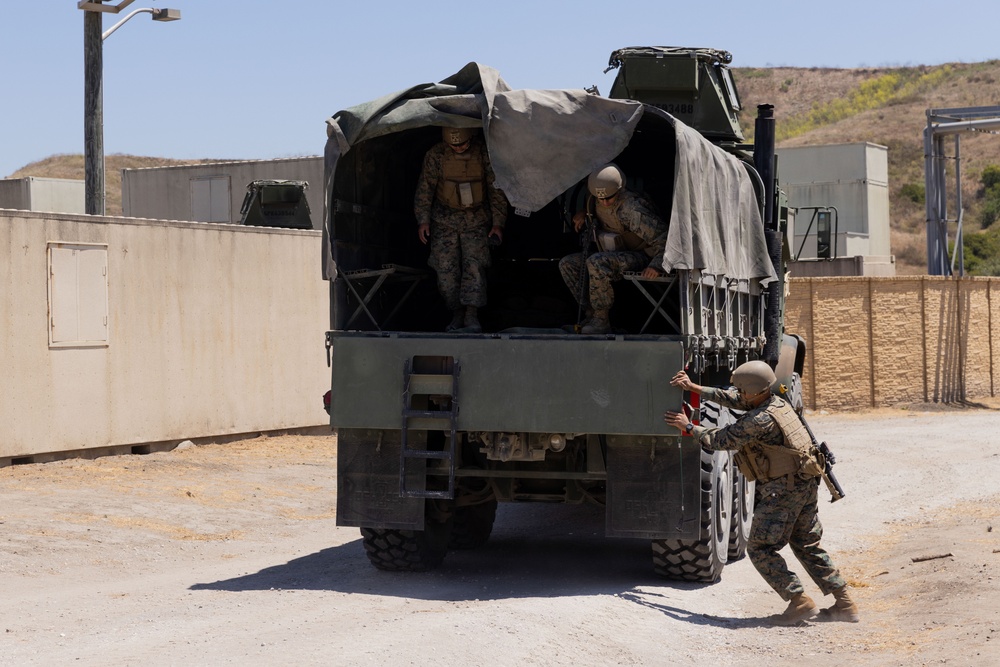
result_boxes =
[448,500,498,550]
[651,448,728,583]
[360,527,447,572]
[704,393,754,562]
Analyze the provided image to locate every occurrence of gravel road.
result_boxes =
[2,406,999,666]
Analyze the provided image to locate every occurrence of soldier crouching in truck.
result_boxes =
[664,361,860,626]
[559,163,668,334]
[415,126,507,333]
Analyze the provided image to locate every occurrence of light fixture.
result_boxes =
[151,8,181,21]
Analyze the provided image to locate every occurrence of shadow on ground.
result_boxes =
[617,590,780,628]
[190,502,718,604]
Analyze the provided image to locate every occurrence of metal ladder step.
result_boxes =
[400,358,460,500]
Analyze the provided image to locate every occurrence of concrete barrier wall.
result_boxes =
[786,276,997,410]
[1,211,330,459]
[5,216,995,461]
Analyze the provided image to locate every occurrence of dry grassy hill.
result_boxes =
[10,60,1000,273]
[734,60,1000,274]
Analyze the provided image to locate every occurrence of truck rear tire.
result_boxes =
[697,395,753,562]
[727,468,754,561]
[360,521,451,572]
[448,499,498,550]
[651,448,732,582]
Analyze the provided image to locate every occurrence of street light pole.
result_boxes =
[84,2,105,215]
[80,1,181,217]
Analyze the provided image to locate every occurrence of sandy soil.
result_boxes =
[2,408,999,666]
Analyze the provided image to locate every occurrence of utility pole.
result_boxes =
[84,1,105,216]
[924,106,1000,275]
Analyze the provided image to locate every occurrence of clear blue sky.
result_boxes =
[2,1,998,178]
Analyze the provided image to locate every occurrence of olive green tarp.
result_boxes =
[323,62,775,285]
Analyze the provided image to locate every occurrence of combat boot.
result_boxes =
[580,310,611,334]
[446,309,465,332]
[770,592,818,626]
[464,306,482,333]
[817,586,859,623]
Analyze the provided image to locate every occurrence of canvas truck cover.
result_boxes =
[323,62,775,286]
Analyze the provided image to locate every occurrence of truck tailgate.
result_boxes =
[328,332,685,435]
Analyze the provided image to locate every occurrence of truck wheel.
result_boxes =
[360,520,451,572]
[448,499,498,550]
[787,372,804,414]
[727,467,754,561]
[651,448,733,582]
[698,396,753,562]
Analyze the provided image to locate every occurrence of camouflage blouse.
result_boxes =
[595,189,668,270]
[688,390,785,453]
[413,139,507,228]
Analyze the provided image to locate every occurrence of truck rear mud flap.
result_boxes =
[605,435,702,539]
[337,428,425,529]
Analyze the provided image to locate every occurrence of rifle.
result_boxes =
[576,206,596,328]
[795,410,846,503]
[816,441,846,502]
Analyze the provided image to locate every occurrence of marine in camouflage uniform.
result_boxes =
[560,164,667,334]
[664,362,859,625]
[414,127,507,332]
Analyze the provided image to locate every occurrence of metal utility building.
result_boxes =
[777,142,894,276]
[121,156,323,228]
[0,177,85,215]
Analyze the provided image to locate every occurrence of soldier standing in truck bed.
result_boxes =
[664,361,860,626]
[414,126,507,333]
[559,163,668,334]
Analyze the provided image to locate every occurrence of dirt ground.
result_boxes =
[2,408,999,666]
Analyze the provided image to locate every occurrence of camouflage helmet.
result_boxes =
[442,127,474,146]
[730,360,776,395]
[587,164,624,199]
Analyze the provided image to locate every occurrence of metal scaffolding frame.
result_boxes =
[924,106,1000,276]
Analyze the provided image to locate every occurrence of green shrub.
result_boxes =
[982,164,1000,190]
[979,197,1000,229]
[777,66,954,141]
[978,166,1000,228]
[971,255,1000,276]
[900,182,925,204]
[963,226,1000,274]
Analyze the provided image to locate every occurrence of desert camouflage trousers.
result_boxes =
[558,250,648,311]
[748,475,847,600]
[427,203,491,310]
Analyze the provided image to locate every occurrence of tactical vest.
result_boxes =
[733,396,825,485]
[436,146,486,210]
[590,194,649,254]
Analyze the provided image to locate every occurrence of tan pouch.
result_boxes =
[458,182,475,207]
[597,232,623,252]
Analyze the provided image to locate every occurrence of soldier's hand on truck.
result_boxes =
[418,223,431,244]
[640,266,662,279]
[670,370,702,394]
[663,410,690,433]
[572,211,586,232]
[488,226,504,246]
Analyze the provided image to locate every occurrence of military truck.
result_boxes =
[239,179,313,229]
[322,47,805,582]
